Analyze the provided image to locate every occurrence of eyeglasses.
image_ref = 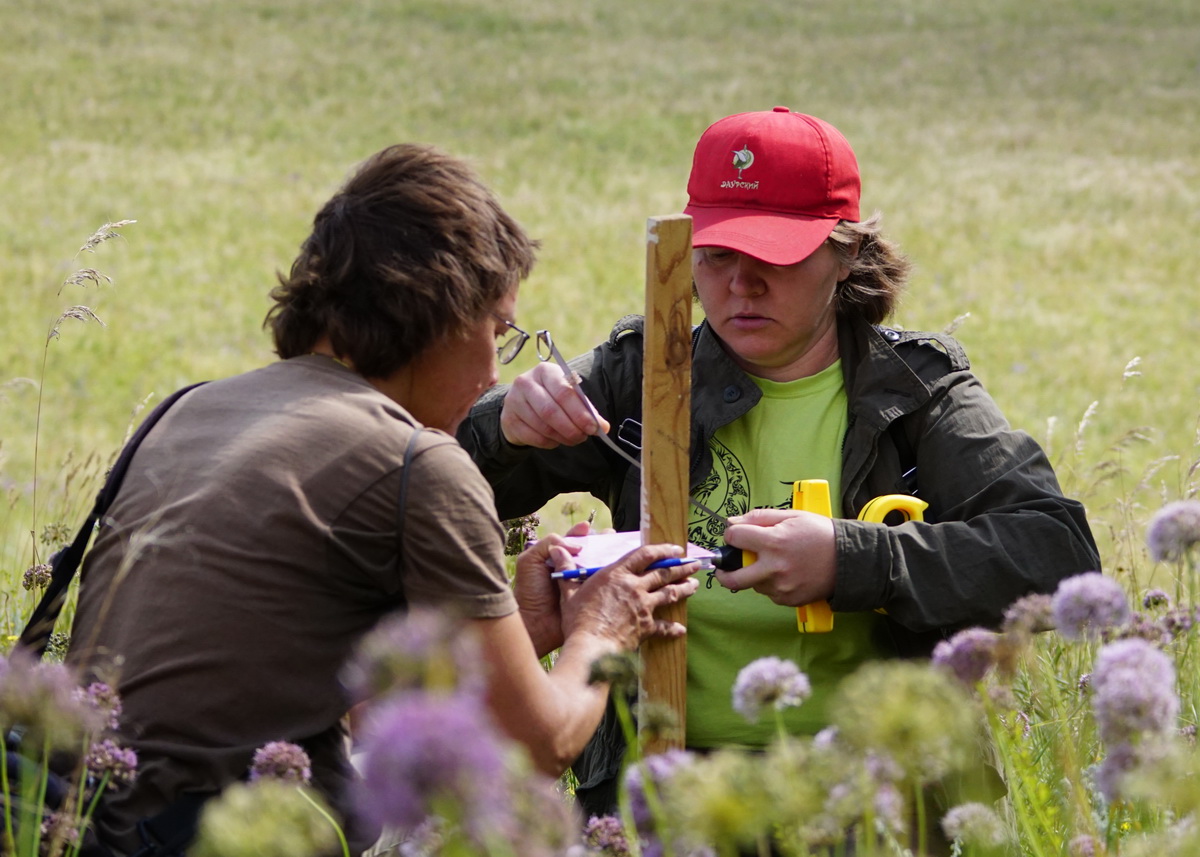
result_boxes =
[493,315,531,365]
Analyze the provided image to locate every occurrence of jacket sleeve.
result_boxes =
[830,369,1101,633]
[456,324,644,523]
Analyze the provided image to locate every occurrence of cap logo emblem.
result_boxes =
[731,146,754,178]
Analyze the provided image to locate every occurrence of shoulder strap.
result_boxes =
[17,382,208,658]
[395,427,425,568]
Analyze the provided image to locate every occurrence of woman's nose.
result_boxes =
[729,257,765,296]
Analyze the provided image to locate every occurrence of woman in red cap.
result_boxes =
[459,108,1099,815]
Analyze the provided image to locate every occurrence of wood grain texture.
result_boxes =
[638,213,692,753]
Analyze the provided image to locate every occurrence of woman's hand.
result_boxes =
[561,543,700,652]
[500,361,609,449]
[714,509,837,606]
[514,522,590,657]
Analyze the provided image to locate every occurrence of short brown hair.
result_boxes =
[828,213,911,324]
[265,144,538,377]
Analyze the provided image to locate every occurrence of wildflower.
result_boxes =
[22,562,52,590]
[190,779,339,857]
[250,741,312,784]
[932,627,1000,685]
[397,817,446,857]
[341,607,484,701]
[1091,741,1138,803]
[625,749,695,833]
[77,681,122,730]
[1142,589,1171,610]
[40,521,72,548]
[588,651,640,694]
[941,801,1009,847]
[501,764,579,857]
[582,815,632,856]
[1052,572,1131,640]
[1091,638,1179,744]
[41,811,82,851]
[1162,606,1196,637]
[352,692,509,839]
[730,656,811,723]
[86,738,138,787]
[1111,612,1169,645]
[656,748,771,854]
[1001,592,1056,635]
[632,700,679,747]
[44,632,71,664]
[832,660,976,784]
[1068,833,1102,856]
[1146,500,1200,562]
[812,726,839,749]
[872,782,907,837]
[0,652,105,750]
[502,513,540,555]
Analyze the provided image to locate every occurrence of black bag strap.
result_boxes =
[16,382,208,658]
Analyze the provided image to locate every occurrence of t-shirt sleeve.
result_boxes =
[397,436,517,619]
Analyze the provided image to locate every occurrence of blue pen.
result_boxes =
[550,556,711,580]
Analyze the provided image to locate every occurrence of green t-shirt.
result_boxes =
[685,360,894,748]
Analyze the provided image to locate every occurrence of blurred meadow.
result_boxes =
[1,0,1198,632]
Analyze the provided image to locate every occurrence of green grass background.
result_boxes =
[2,0,1197,629]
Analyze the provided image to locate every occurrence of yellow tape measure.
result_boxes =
[790,479,927,633]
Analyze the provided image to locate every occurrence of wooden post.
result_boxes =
[638,213,693,754]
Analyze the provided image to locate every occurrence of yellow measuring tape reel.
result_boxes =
[789,479,928,633]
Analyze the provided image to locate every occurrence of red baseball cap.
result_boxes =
[683,107,860,266]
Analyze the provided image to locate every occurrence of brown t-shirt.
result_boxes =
[68,355,516,852]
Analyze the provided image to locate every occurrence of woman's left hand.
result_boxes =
[514,521,592,656]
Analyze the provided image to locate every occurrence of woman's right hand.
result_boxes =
[560,544,699,651]
[500,361,610,449]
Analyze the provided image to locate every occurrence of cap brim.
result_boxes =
[684,205,839,266]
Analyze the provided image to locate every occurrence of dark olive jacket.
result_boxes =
[460,313,1100,648]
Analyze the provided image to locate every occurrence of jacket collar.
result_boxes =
[837,315,932,432]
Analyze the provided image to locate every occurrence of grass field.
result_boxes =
[2,0,1198,627]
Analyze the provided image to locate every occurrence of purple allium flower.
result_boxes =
[41,811,82,849]
[1052,573,1131,640]
[502,513,541,556]
[873,782,906,835]
[0,652,105,749]
[1091,638,1179,744]
[812,726,839,749]
[1111,613,1169,645]
[731,657,811,723]
[1162,606,1196,637]
[1068,834,1101,857]
[76,681,122,731]
[1092,741,1138,802]
[1146,500,1200,562]
[86,739,138,787]
[22,563,51,591]
[341,608,485,702]
[249,741,312,784]
[397,817,446,857]
[941,802,1008,847]
[1002,593,1056,635]
[353,692,509,838]
[932,628,1000,685]
[582,815,632,856]
[624,749,695,833]
[1142,589,1171,610]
